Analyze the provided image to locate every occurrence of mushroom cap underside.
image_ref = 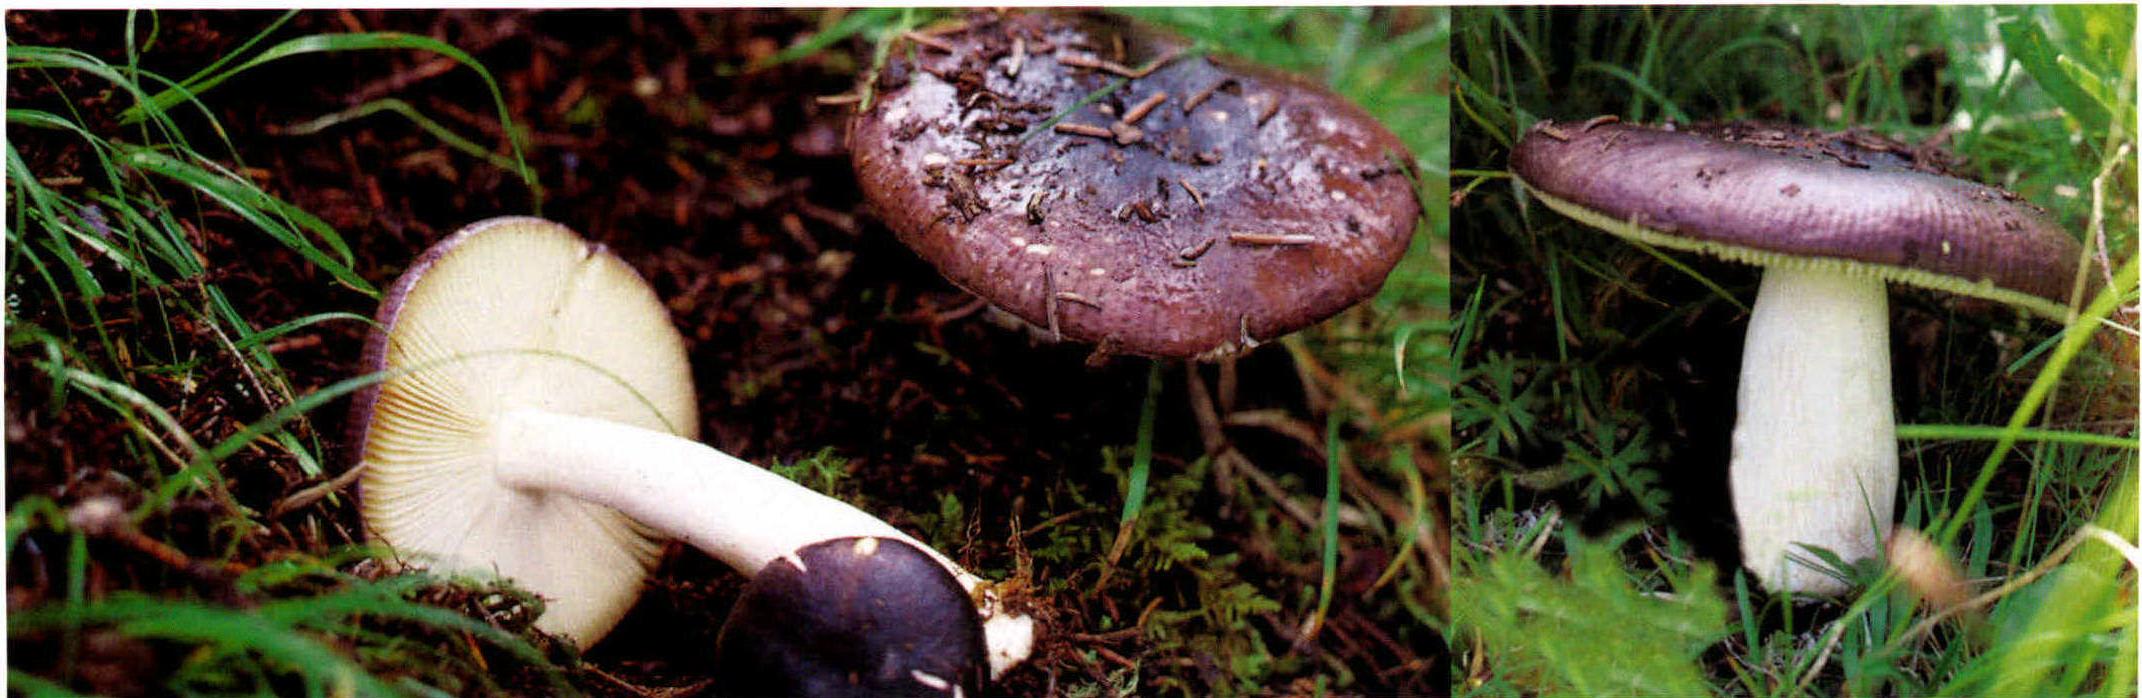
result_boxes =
[353,216,699,645]
[853,10,1423,358]
[1509,119,2085,317]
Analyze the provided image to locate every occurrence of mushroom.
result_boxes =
[850,10,1421,359]
[351,217,1035,674]
[1508,120,2084,595]
[715,536,986,697]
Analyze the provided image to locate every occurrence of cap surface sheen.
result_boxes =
[353,216,698,645]
[852,11,1422,358]
[715,536,988,697]
[1509,119,2084,317]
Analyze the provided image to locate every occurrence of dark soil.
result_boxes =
[6,9,1440,696]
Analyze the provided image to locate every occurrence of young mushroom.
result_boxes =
[350,217,1035,675]
[1509,120,2085,595]
[851,10,1421,360]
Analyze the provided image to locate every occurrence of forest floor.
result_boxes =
[6,9,1447,696]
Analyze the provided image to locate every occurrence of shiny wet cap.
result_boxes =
[715,537,988,698]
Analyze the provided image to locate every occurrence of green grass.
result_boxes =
[1451,6,2136,697]
[6,10,558,694]
[8,566,568,697]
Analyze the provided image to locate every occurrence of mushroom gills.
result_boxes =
[359,217,695,644]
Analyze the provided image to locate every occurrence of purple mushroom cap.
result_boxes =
[1509,119,2084,316]
[852,11,1423,359]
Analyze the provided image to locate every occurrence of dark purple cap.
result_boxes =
[852,11,1422,359]
[715,537,987,698]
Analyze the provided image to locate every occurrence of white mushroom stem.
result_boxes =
[1731,265,1898,596]
[490,408,1035,677]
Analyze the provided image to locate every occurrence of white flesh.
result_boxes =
[493,408,1036,677]
[1731,266,1898,596]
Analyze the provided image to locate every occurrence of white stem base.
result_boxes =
[1731,267,1898,596]
[491,408,1034,676]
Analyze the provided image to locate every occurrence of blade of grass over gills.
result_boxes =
[138,346,682,516]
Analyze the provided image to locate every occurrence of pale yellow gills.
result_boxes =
[357,217,697,646]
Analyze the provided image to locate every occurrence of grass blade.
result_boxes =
[749,7,904,72]
[1898,424,2138,450]
[1305,410,1346,645]
[117,146,376,295]
[1935,252,2137,545]
[120,31,540,208]
[1105,360,1165,569]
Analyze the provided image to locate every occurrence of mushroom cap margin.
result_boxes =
[352,216,699,645]
[1509,119,2084,317]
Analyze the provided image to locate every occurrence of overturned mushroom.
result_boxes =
[852,10,1421,359]
[352,217,1034,674]
[1509,120,2084,595]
